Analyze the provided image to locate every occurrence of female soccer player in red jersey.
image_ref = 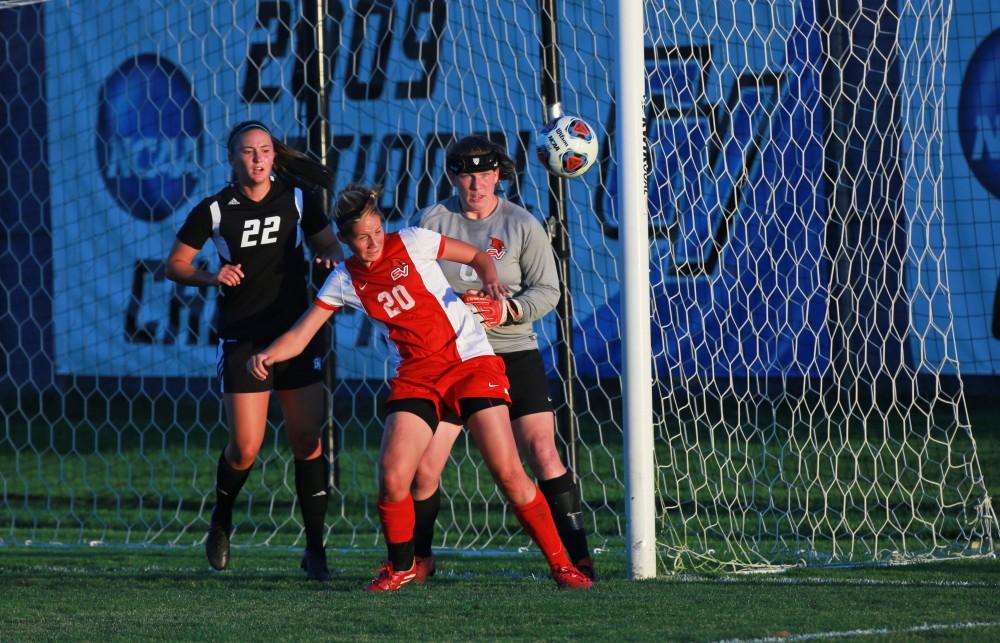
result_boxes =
[247,184,591,591]
[166,121,340,580]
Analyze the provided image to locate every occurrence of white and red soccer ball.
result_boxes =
[536,115,598,178]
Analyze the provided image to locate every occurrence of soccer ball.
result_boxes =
[536,115,598,178]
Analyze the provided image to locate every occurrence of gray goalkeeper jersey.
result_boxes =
[416,196,559,353]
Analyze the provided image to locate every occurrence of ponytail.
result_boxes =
[272,139,334,191]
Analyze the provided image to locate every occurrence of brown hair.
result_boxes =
[333,183,383,236]
[445,135,517,182]
[226,120,334,191]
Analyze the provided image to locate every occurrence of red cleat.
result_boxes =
[551,564,593,589]
[366,561,417,593]
[413,555,436,584]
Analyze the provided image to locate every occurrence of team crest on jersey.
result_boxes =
[389,259,410,281]
[485,237,507,260]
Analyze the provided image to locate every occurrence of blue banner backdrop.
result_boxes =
[4,0,996,385]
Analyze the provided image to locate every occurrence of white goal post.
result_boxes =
[1,0,997,576]
[617,0,657,579]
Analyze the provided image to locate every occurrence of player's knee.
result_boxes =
[490,461,531,497]
[287,433,322,460]
[524,440,564,478]
[379,468,413,501]
[225,441,260,470]
[412,459,443,496]
[411,477,438,500]
[227,449,257,470]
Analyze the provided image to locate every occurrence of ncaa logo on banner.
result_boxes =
[960,30,1000,199]
[96,54,203,222]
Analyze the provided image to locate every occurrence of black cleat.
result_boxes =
[300,549,330,581]
[575,556,596,581]
[206,521,231,571]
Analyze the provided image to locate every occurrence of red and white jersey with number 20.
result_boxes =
[314,227,495,377]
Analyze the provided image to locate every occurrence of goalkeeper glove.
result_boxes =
[461,291,524,329]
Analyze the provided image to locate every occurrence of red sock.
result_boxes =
[378,494,416,569]
[512,486,571,569]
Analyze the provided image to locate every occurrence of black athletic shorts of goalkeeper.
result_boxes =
[408,134,596,584]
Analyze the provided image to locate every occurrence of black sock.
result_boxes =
[412,488,441,558]
[539,471,591,564]
[213,451,252,530]
[387,540,415,571]
[295,456,329,555]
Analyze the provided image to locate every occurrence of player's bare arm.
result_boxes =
[165,239,244,287]
[247,304,334,380]
[440,236,510,300]
[308,226,343,269]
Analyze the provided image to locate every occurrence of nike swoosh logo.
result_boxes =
[312,490,328,497]
[488,383,501,388]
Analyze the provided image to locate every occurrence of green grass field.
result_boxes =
[1,546,999,640]
[2,391,999,639]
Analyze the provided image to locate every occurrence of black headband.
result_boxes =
[227,121,272,149]
[446,151,500,175]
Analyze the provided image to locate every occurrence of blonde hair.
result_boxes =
[333,184,383,235]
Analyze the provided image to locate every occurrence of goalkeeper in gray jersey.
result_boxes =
[408,135,595,582]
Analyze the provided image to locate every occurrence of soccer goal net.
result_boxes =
[1,0,996,572]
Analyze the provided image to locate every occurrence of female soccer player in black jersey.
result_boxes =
[165,121,341,580]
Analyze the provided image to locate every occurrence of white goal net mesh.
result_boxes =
[1,0,996,571]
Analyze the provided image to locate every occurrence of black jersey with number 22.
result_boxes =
[176,177,329,341]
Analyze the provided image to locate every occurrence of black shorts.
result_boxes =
[500,349,554,420]
[216,334,324,394]
[385,397,507,432]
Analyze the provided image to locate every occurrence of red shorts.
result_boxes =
[387,355,511,419]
